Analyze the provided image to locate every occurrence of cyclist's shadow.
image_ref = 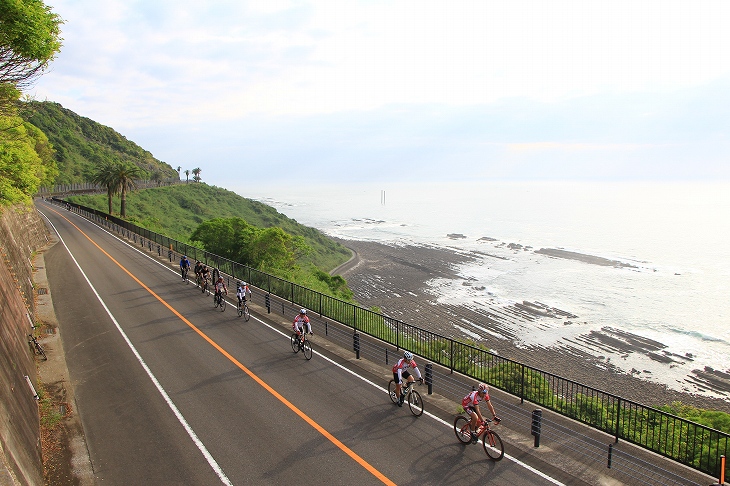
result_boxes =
[409,442,500,486]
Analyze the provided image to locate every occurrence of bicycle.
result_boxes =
[388,380,424,416]
[200,276,209,294]
[28,334,47,361]
[290,332,313,360]
[453,415,504,460]
[181,266,189,283]
[213,291,226,312]
[237,299,250,321]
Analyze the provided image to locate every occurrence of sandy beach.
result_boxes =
[332,238,730,413]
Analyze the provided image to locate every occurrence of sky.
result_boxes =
[29,0,730,186]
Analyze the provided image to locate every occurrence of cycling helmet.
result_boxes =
[183,255,187,259]
[403,351,413,360]
[300,308,307,314]
[242,282,247,286]
[478,383,489,394]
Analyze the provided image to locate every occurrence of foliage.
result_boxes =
[0,0,63,92]
[68,183,352,271]
[0,93,57,206]
[19,101,177,185]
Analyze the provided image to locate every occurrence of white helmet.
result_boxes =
[403,351,413,360]
[300,308,307,314]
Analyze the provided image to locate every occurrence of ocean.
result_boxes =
[235,180,730,398]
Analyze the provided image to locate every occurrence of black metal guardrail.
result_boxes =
[55,198,729,479]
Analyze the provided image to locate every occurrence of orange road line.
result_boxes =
[50,207,396,486]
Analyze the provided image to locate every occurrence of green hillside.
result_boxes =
[22,101,178,185]
[67,183,352,272]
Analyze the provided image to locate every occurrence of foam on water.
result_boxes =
[241,180,730,398]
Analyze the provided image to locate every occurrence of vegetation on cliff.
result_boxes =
[68,183,353,299]
[21,101,178,185]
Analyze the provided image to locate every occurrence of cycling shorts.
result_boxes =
[393,370,411,384]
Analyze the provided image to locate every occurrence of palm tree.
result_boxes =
[176,166,181,180]
[184,169,190,183]
[192,167,201,183]
[110,162,146,218]
[89,162,120,215]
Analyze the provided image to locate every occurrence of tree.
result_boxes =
[89,162,119,214]
[176,166,181,180]
[184,169,190,183]
[192,167,201,182]
[111,162,146,217]
[0,88,57,205]
[151,170,162,186]
[0,0,63,112]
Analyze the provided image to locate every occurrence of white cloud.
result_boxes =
[27,0,730,183]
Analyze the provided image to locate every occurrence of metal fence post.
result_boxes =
[425,363,433,395]
[353,332,360,359]
[607,443,613,469]
[531,409,542,447]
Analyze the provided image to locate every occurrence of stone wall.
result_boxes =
[0,203,52,485]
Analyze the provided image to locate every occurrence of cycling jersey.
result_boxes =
[461,390,490,410]
[293,314,311,334]
[392,358,422,382]
[236,285,250,302]
[215,281,226,293]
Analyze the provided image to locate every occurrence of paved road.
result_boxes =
[37,201,568,485]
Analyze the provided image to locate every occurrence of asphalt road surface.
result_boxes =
[37,201,568,486]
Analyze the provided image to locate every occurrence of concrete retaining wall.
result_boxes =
[0,204,52,485]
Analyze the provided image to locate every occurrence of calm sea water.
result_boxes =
[236,180,730,397]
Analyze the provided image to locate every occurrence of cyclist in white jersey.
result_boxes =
[392,351,423,406]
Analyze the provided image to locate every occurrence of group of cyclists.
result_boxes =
[179,255,251,309]
[179,256,501,442]
[392,351,501,442]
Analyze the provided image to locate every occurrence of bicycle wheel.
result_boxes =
[219,297,226,312]
[244,305,250,321]
[408,390,424,416]
[303,338,312,360]
[454,416,472,444]
[291,333,300,353]
[237,304,243,317]
[213,294,219,307]
[387,380,399,404]
[482,430,504,461]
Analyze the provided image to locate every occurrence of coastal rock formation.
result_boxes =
[535,248,637,268]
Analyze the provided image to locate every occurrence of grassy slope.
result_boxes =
[23,101,178,185]
[68,183,352,271]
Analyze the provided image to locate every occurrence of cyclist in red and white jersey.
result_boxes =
[461,383,500,443]
[292,309,312,344]
[392,351,423,406]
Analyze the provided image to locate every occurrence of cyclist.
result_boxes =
[236,281,251,308]
[392,351,423,407]
[200,265,210,290]
[179,255,191,280]
[461,383,501,443]
[292,309,312,345]
[214,276,228,303]
[193,260,203,284]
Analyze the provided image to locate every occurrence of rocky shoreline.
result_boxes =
[332,238,730,413]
